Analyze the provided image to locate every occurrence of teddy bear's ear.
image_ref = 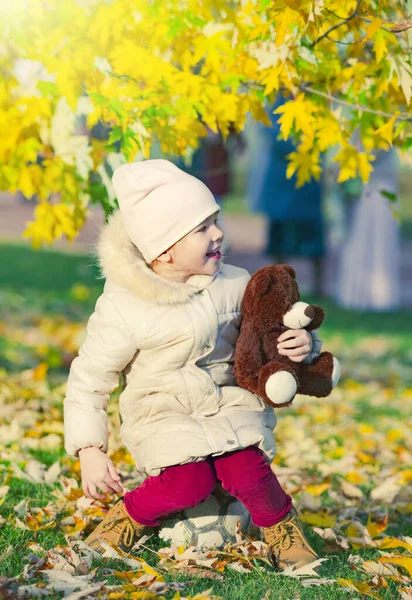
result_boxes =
[261,272,274,295]
[284,265,296,279]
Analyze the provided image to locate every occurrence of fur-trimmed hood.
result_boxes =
[93,211,220,306]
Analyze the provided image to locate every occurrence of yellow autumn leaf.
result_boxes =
[22,203,56,248]
[305,483,330,496]
[338,578,381,598]
[387,429,404,442]
[356,450,374,463]
[141,563,165,581]
[346,523,362,548]
[108,591,159,600]
[373,112,400,146]
[284,0,304,8]
[327,446,346,459]
[363,18,383,44]
[366,514,388,539]
[24,430,42,439]
[113,569,143,581]
[286,150,322,187]
[261,65,283,96]
[316,117,344,151]
[300,510,336,528]
[25,514,56,532]
[379,556,412,577]
[346,471,367,485]
[358,424,375,435]
[61,514,90,535]
[334,146,375,183]
[377,537,412,553]
[273,94,318,140]
[373,29,389,63]
[17,168,36,199]
[399,470,412,484]
[275,7,296,46]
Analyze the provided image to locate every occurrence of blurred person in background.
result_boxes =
[335,147,401,311]
[247,95,326,296]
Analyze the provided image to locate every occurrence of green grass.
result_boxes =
[1,241,410,339]
[0,240,101,294]
[0,476,407,600]
[0,487,408,600]
[304,293,412,350]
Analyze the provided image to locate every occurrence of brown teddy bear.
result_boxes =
[234,265,341,408]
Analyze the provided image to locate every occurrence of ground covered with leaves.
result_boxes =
[0,243,412,599]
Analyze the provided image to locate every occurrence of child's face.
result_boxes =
[154,212,224,280]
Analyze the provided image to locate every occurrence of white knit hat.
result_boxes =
[112,159,220,263]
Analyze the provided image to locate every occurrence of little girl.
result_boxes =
[64,159,322,569]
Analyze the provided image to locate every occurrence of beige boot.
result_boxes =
[261,507,318,570]
[85,497,147,554]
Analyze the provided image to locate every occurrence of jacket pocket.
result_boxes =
[128,392,190,427]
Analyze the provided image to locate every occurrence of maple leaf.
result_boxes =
[373,30,389,63]
[274,94,318,140]
[286,149,322,187]
[334,146,375,183]
[338,578,382,598]
[281,557,328,578]
[363,18,383,44]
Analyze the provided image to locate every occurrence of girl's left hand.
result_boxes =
[277,329,312,363]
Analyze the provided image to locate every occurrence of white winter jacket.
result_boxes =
[63,212,321,477]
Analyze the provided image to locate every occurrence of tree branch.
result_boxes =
[312,0,363,47]
[301,85,412,121]
[243,80,411,121]
[326,9,412,37]
[358,15,412,35]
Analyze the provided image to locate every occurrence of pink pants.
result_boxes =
[124,446,292,528]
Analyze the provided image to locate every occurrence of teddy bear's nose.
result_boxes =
[304,306,315,319]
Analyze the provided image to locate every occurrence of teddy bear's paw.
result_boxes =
[332,357,341,388]
[265,371,297,405]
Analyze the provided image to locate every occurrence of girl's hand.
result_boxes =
[277,329,313,363]
[78,446,123,499]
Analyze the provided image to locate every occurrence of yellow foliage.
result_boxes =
[379,556,412,577]
[366,514,388,539]
[363,18,383,44]
[334,146,375,183]
[338,579,381,599]
[286,149,322,187]
[33,363,49,381]
[305,482,330,496]
[274,94,319,140]
[22,202,85,249]
[0,0,410,246]
[300,509,336,527]
[373,29,389,63]
[346,471,367,484]
[373,112,400,147]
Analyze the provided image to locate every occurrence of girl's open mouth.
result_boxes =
[207,249,221,259]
